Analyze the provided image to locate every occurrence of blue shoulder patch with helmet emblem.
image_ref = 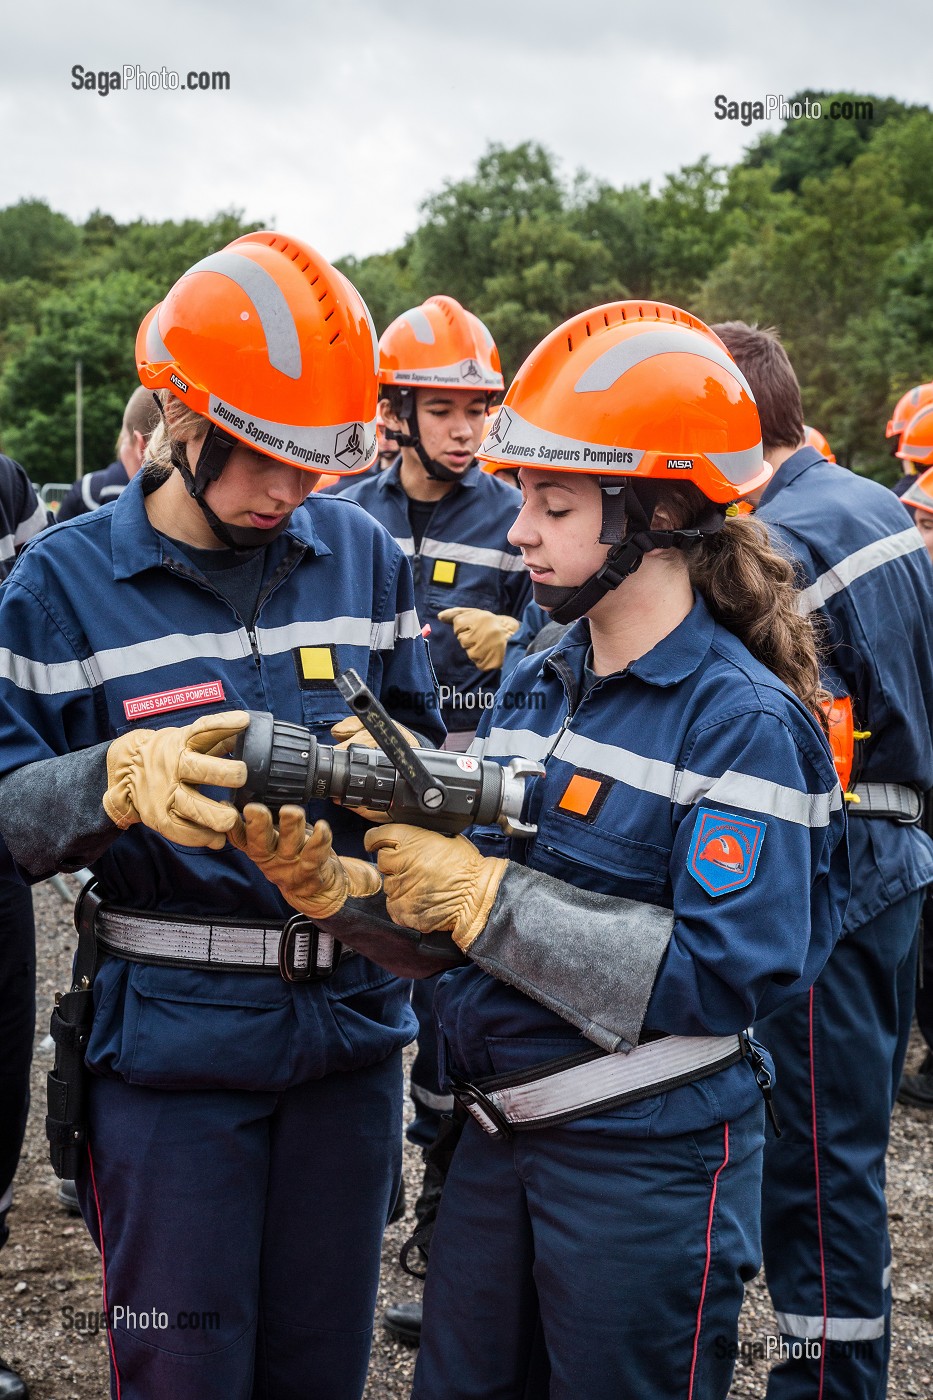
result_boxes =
[687,808,766,897]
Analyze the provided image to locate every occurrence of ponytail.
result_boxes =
[658,484,828,719]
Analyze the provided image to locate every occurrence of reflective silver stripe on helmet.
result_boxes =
[208,395,376,473]
[574,326,755,402]
[146,308,172,364]
[400,308,436,345]
[360,292,380,373]
[476,317,496,349]
[185,251,302,380]
[707,441,766,485]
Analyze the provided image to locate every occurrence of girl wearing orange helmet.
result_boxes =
[342,303,850,1399]
[0,232,444,1400]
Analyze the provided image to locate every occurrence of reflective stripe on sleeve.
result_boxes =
[14,499,48,546]
[796,528,926,616]
[556,730,839,828]
[775,1310,886,1343]
[0,647,102,694]
[480,724,840,829]
[81,476,99,513]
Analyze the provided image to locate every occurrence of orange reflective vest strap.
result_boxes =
[821,696,855,793]
[819,696,871,797]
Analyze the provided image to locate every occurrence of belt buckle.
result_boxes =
[277,915,339,982]
[451,1081,513,1139]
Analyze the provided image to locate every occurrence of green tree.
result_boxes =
[410,142,565,306]
[742,92,922,192]
[0,269,160,482]
[92,210,265,288]
[478,215,627,375]
[569,180,656,298]
[335,245,417,333]
[0,200,80,284]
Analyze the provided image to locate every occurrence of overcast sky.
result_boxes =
[0,0,927,263]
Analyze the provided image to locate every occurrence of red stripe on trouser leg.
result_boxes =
[88,1146,122,1400]
[687,1121,730,1400]
[809,986,827,1399]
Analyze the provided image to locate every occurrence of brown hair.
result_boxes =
[142,391,209,488]
[658,483,827,719]
[712,322,805,454]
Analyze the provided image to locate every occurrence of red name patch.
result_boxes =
[123,680,226,721]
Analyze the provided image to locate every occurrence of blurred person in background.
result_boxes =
[56,385,160,522]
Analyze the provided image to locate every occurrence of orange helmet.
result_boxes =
[896,404,933,469]
[901,465,933,515]
[802,424,836,463]
[886,382,933,439]
[378,296,504,393]
[136,230,379,477]
[477,301,769,504]
[699,832,746,872]
[477,302,768,624]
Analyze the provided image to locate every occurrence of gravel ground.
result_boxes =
[1,878,931,1398]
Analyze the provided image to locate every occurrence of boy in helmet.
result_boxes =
[0,233,442,1400]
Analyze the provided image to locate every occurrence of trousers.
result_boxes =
[413,1103,765,1400]
[758,890,922,1400]
[76,1049,403,1399]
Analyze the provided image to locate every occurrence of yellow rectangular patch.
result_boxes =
[558,773,603,818]
[298,646,336,681]
[432,559,457,585]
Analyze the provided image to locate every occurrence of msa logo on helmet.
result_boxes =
[484,407,511,449]
[687,809,766,897]
[170,374,189,394]
[667,458,694,471]
[334,423,365,470]
[460,358,483,384]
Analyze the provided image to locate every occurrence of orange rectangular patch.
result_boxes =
[558,773,603,817]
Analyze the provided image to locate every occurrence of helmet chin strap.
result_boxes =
[535,479,725,626]
[391,387,478,484]
[170,425,292,551]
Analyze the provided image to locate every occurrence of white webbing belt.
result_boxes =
[848,782,922,823]
[95,907,336,976]
[455,1034,745,1136]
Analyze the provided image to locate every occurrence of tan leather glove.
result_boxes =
[330,715,423,823]
[365,823,507,952]
[437,608,521,672]
[228,804,381,918]
[102,711,249,849]
[330,716,420,751]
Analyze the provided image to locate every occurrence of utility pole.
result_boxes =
[75,359,84,479]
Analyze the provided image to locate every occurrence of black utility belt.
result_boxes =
[94,903,349,982]
[847,783,923,823]
[451,1033,748,1138]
